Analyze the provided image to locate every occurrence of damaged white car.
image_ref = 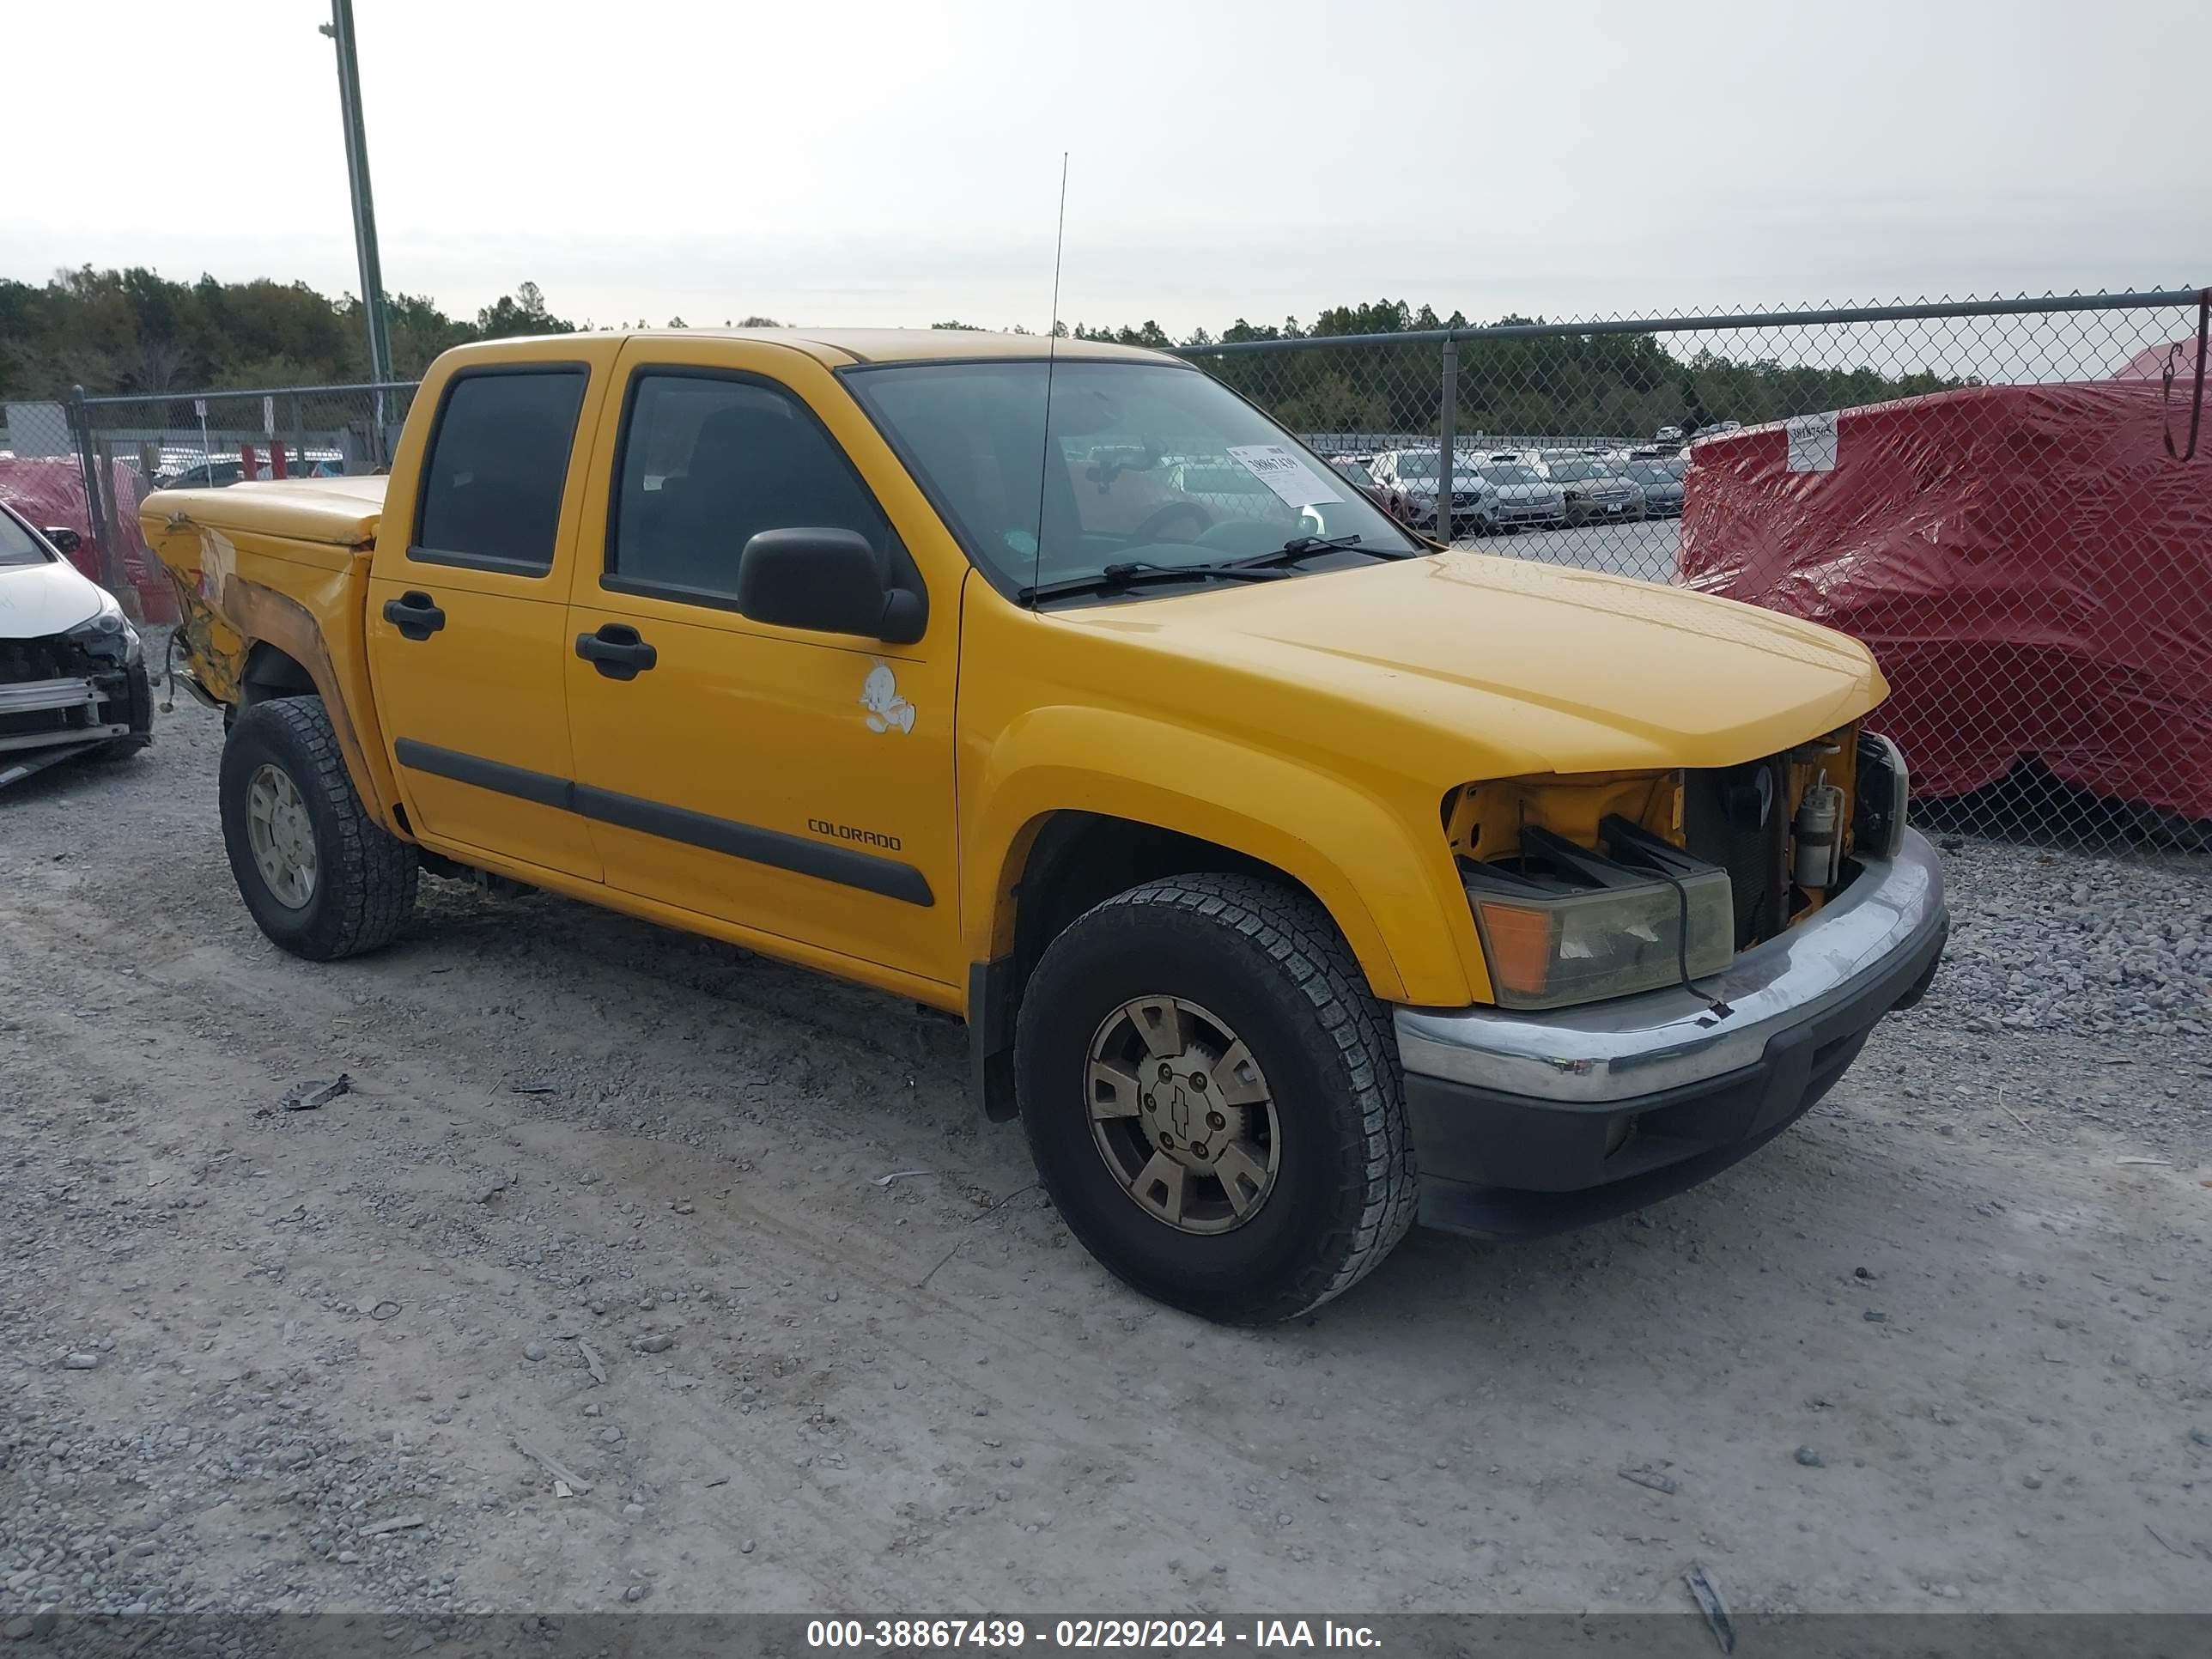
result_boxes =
[0,501,152,788]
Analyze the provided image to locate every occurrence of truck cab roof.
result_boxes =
[441,327,1181,369]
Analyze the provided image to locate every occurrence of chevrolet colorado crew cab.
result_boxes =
[142,330,1947,1323]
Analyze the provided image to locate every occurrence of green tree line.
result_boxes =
[3,269,1960,440]
[0,269,786,400]
[1064,299,1962,439]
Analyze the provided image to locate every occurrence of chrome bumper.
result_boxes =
[1395,829,1947,1104]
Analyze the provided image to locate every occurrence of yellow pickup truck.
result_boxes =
[142,329,1945,1322]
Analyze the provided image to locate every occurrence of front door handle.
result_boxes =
[574,623,658,681]
[382,591,446,641]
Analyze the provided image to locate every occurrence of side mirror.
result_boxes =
[735,527,926,644]
[44,526,82,555]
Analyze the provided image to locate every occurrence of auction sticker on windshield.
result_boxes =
[1226,445,1345,507]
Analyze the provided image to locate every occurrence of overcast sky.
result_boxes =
[8,0,2209,335]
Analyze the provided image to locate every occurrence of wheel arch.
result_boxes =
[962,705,1482,1115]
[240,641,319,702]
[971,808,1379,1122]
[211,576,409,841]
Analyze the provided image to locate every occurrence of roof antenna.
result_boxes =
[1030,151,1069,609]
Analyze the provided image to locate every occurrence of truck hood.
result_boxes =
[0,556,104,640]
[1065,550,1885,776]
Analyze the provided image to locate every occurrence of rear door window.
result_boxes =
[413,368,588,574]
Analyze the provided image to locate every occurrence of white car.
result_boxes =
[0,503,152,787]
[1367,449,1495,537]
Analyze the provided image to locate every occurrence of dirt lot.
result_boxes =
[3,688,2209,1626]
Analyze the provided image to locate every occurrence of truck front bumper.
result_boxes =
[1394,829,1948,1241]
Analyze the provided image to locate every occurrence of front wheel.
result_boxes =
[1015,873,1418,1323]
[219,697,418,961]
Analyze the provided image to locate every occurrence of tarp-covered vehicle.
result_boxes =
[0,453,180,626]
[0,499,152,787]
[1678,375,2212,825]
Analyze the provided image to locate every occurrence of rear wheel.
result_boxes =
[1015,873,1418,1323]
[219,697,417,961]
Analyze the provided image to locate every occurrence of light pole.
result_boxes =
[320,0,393,399]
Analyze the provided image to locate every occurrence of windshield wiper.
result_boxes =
[1018,559,1292,604]
[1018,538,1420,604]
[1225,533,1421,571]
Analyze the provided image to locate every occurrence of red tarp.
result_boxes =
[2116,333,2207,385]
[1678,376,2212,817]
[0,455,179,623]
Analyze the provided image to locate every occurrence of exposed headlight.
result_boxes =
[1464,819,1735,1010]
[1854,732,1910,859]
[64,591,141,664]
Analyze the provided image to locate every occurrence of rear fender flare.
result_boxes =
[221,575,408,839]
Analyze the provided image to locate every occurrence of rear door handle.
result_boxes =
[382,591,446,641]
[574,623,657,681]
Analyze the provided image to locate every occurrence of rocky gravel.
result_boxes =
[0,690,2207,1643]
[1935,837,2212,1045]
[1886,836,2212,1157]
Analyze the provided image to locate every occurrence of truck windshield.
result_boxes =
[846,360,1420,597]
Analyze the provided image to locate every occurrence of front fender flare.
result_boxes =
[965,705,1484,1008]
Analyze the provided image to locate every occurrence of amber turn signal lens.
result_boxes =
[1470,900,1556,1000]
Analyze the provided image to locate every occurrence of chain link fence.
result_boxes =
[31,291,2210,848]
[5,380,417,625]
[1176,293,2212,848]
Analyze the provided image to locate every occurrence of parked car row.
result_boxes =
[154,447,346,490]
[1328,447,1687,536]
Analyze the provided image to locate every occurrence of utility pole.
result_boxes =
[320,0,393,392]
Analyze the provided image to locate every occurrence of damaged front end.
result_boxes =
[1397,726,1944,1241]
[0,603,151,787]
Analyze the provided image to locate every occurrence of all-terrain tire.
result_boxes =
[1015,872,1418,1323]
[219,697,417,961]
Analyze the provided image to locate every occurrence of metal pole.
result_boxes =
[321,1,393,389]
[65,386,124,592]
[1437,338,1457,544]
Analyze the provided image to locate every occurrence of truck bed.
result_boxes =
[143,474,388,550]
[138,474,398,828]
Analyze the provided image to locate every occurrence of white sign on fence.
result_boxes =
[1786,411,1838,472]
[263,396,275,438]
[192,398,207,419]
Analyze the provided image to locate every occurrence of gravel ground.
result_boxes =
[1,686,2208,1640]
